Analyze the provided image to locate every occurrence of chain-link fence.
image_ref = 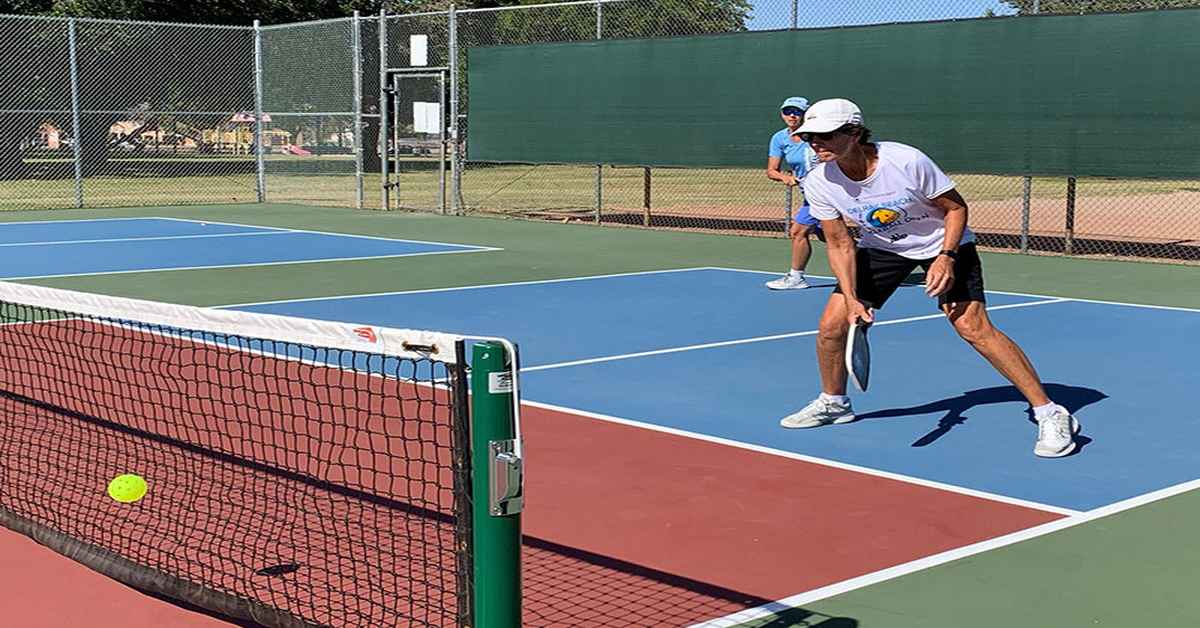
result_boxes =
[0,15,257,210]
[0,1,1196,263]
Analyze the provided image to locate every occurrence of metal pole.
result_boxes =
[66,19,84,208]
[378,9,389,210]
[253,20,266,203]
[470,342,523,626]
[392,74,401,210]
[784,186,794,235]
[791,0,798,28]
[1065,176,1076,255]
[352,11,364,209]
[1020,175,1031,253]
[439,72,448,214]
[1022,0,1037,244]
[643,167,651,227]
[449,4,463,214]
[594,0,603,224]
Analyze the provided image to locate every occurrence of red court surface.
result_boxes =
[0,527,234,628]
[3,403,1065,627]
[518,405,1064,625]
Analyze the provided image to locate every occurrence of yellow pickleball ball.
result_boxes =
[107,474,148,504]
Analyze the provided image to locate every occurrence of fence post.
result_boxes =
[594,0,603,224]
[253,20,266,203]
[378,9,389,210]
[784,186,793,235]
[642,167,651,227]
[791,0,798,28]
[352,11,364,209]
[66,18,84,208]
[1064,176,1076,255]
[1019,0,1039,245]
[449,4,463,214]
[1020,176,1031,253]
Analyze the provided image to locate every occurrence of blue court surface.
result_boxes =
[0,217,495,279]
[232,267,1200,513]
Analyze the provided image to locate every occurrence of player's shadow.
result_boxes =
[856,383,1105,452]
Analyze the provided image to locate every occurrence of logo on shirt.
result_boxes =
[865,207,905,229]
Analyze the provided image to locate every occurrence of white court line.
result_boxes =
[708,266,1200,314]
[687,477,1200,627]
[217,267,714,309]
[1,247,499,281]
[0,230,290,248]
[0,216,169,226]
[523,298,1070,372]
[157,217,495,250]
[523,399,1080,516]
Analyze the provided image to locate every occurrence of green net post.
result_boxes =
[470,341,522,627]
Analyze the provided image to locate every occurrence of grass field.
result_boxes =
[2,160,1196,237]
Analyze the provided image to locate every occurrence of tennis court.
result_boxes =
[1,203,1198,627]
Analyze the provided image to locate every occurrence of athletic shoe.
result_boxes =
[765,273,809,290]
[1034,409,1081,458]
[780,397,856,429]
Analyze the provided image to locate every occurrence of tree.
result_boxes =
[1001,0,1200,14]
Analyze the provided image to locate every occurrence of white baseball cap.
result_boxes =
[795,98,865,134]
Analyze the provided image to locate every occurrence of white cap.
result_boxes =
[796,98,864,134]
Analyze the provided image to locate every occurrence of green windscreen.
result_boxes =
[467,9,1200,178]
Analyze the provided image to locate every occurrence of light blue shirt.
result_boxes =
[768,128,820,182]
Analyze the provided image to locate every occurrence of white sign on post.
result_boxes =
[410,35,429,67]
[413,102,442,134]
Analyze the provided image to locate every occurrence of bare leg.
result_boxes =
[817,294,852,395]
[944,301,1050,406]
[790,224,812,271]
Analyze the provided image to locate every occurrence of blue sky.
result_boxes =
[747,0,1016,30]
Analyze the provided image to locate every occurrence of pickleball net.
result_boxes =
[0,281,521,627]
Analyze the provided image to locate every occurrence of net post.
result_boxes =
[470,341,522,628]
[253,20,266,203]
[66,18,84,208]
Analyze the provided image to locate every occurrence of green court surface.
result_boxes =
[5,203,1200,627]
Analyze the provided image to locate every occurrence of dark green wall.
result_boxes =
[467,10,1200,177]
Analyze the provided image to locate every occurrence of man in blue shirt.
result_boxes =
[765,97,824,290]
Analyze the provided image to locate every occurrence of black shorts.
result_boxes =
[833,243,986,309]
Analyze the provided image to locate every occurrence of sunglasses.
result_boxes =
[799,126,852,142]
[780,107,805,116]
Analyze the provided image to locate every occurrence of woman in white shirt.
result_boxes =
[778,98,1082,459]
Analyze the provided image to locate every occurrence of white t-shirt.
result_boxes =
[805,141,975,259]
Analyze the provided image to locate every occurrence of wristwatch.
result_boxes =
[939,249,959,260]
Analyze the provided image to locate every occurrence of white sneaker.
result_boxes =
[780,397,856,429]
[1034,409,1081,458]
[766,273,809,290]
